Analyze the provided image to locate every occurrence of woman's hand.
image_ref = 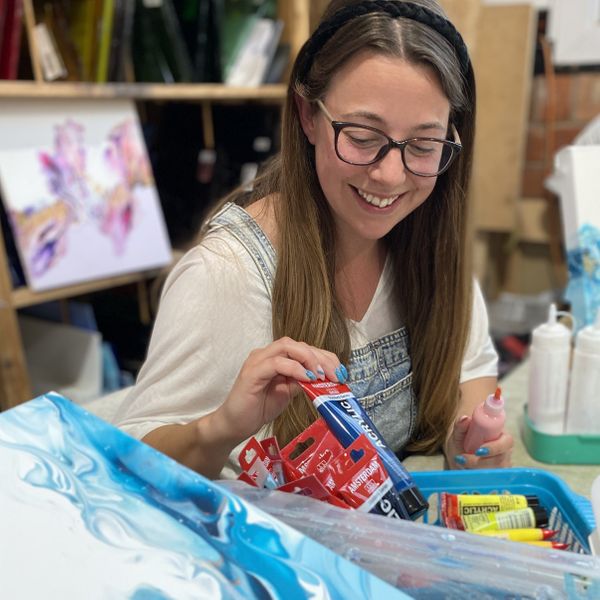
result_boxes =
[146,337,345,479]
[206,336,345,447]
[444,415,514,470]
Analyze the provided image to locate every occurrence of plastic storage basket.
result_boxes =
[412,467,596,554]
[522,405,600,464]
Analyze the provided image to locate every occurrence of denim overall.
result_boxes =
[211,203,418,454]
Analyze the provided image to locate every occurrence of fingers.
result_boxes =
[453,414,471,446]
[447,415,470,468]
[251,337,348,383]
[452,431,514,470]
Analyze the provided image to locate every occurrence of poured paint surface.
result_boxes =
[0,393,406,599]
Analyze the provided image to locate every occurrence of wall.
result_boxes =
[524,72,600,198]
[500,70,600,296]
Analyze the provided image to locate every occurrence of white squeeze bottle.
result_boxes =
[527,303,571,434]
[565,310,600,433]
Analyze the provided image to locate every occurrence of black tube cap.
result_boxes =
[532,505,549,527]
[400,487,429,520]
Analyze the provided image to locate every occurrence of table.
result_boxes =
[404,360,600,499]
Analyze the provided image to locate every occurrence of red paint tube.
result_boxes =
[299,380,427,519]
[278,475,351,509]
[327,434,407,518]
[238,437,278,489]
[260,436,286,486]
[237,471,259,487]
[280,418,344,492]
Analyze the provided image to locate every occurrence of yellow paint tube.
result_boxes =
[461,506,548,533]
[474,528,557,541]
[441,492,540,528]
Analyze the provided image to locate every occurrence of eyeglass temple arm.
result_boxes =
[450,123,462,146]
[316,99,335,122]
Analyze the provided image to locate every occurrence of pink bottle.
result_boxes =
[463,387,506,454]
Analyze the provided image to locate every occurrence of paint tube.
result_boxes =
[328,434,408,518]
[460,506,549,533]
[238,437,279,489]
[259,437,286,486]
[299,380,428,520]
[277,475,351,509]
[473,528,558,541]
[518,541,568,550]
[441,492,540,528]
[280,418,343,492]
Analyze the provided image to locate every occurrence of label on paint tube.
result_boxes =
[328,434,406,518]
[299,380,428,520]
[461,506,549,533]
[441,492,541,528]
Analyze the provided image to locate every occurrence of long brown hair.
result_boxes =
[204,0,476,453]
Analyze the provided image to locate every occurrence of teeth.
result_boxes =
[356,188,399,208]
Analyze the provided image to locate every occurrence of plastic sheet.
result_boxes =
[0,393,405,599]
[223,481,600,599]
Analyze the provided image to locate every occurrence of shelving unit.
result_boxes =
[0,81,288,101]
[0,0,313,410]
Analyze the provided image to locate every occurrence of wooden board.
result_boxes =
[0,81,288,101]
[279,0,311,59]
[0,226,32,410]
[441,0,482,54]
[503,242,566,295]
[470,4,537,232]
[517,196,553,244]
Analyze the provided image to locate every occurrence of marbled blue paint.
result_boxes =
[566,223,600,331]
[0,393,408,599]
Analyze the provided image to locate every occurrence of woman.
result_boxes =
[114,0,514,479]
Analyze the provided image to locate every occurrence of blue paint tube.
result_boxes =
[299,380,428,520]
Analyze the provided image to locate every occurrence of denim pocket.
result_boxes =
[359,371,416,452]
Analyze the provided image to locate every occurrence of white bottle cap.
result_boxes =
[484,388,505,414]
[576,309,600,353]
[532,303,571,348]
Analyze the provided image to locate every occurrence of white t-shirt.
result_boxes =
[114,221,498,477]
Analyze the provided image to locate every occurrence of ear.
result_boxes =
[294,93,317,145]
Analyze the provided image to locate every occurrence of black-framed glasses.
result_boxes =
[316,100,462,177]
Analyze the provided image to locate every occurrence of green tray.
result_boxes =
[522,405,600,464]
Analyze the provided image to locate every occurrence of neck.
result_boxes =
[335,233,385,273]
[334,236,387,322]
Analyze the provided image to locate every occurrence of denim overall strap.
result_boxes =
[348,327,417,453]
[210,203,277,296]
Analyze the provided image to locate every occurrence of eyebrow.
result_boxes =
[340,110,446,133]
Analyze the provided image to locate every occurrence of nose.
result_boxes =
[366,146,408,186]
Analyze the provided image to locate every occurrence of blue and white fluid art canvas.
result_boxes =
[0,392,407,599]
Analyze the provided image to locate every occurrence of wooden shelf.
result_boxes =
[0,81,288,102]
[11,262,178,309]
[0,0,310,411]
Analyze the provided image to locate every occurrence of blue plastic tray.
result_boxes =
[412,468,596,554]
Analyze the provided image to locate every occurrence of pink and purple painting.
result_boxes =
[0,99,171,291]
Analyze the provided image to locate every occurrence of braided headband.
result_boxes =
[296,0,471,82]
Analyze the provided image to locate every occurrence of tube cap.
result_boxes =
[400,487,429,519]
[532,506,549,527]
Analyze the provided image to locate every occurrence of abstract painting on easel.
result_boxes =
[0,99,172,291]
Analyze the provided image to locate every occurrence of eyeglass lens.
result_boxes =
[337,125,454,175]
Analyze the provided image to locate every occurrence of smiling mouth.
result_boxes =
[354,186,401,208]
